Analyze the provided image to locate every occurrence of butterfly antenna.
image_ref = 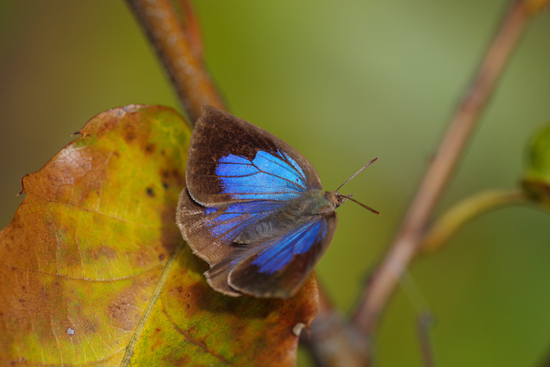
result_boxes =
[343,195,379,215]
[336,157,378,192]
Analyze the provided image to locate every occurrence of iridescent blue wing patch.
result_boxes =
[215,150,307,201]
[177,189,281,291]
[185,106,322,206]
[206,212,338,299]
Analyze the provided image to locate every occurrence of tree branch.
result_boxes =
[352,0,549,338]
[126,0,225,125]
[301,283,370,367]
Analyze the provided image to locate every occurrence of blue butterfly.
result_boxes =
[176,106,377,298]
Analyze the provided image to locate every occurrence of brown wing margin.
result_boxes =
[186,106,323,206]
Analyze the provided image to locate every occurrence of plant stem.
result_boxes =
[352,0,549,338]
[417,313,436,367]
[422,189,530,252]
[126,0,226,125]
[302,283,370,367]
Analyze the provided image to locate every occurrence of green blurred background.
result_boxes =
[1,1,550,366]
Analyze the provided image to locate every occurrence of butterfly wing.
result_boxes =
[205,212,338,298]
[178,106,329,297]
[186,105,322,206]
[177,189,280,267]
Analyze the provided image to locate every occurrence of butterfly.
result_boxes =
[176,106,378,298]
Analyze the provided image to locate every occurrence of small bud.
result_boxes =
[522,122,550,206]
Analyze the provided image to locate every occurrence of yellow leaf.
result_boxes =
[0,105,318,366]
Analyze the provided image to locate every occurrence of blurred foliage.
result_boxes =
[1,1,550,366]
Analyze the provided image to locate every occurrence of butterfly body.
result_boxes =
[234,190,343,246]
[177,106,355,298]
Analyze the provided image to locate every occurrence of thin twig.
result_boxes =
[352,0,549,338]
[421,189,530,252]
[126,0,226,124]
[417,313,436,367]
[301,283,370,367]
[179,0,204,63]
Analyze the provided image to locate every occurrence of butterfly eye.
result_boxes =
[336,196,347,207]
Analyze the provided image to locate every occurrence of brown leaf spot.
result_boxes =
[133,249,155,268]
[108,303,138,331]
[98,246,117,259]
[171,169,182,180]
[107,273,158,331]
[159,223,180,254]
[124,124,137,142]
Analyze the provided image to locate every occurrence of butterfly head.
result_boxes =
[324,157,380,215]
[323,191,349,211]
[328,190,379,215]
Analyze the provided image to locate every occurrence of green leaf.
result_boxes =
[0,105,318,366]
[522,122,550,206]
